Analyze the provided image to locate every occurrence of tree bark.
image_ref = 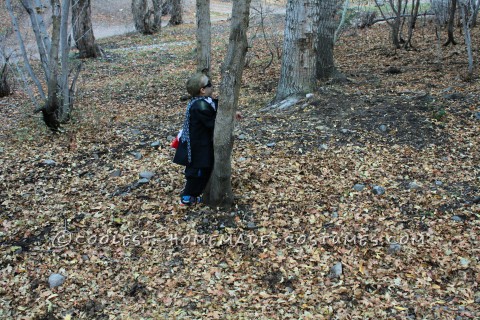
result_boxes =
[169,0,183,25]
[317,0,339,80]
[196,0,211,73]
[203,0,251,209]
[72,0,101,58]
[152,0,162,32]
[20,0,51,80]
[45,0,61,129]
[132,0,161,34]
[404,0,420,48]
[444,0,458,46]
[459,0,474,79]
[6,0,46,103]
[9,0,78,129]
[272,0,320,107]
[0,60,11,97]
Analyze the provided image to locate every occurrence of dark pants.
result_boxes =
[181,167,212,197]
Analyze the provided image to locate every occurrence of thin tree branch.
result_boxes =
[6,0,46,100]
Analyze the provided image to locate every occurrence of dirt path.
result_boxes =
[93,0,285,39]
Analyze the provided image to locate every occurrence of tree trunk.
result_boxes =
[317,0,339,80]
[44,0,62,129]
[152,0,162,31]
[271,0,320,107]
[404,0,420,48]
[9,0,79,129]
[132,0,161,34]
[459,0,474,79]
[196,0,211,73]
[472,0,480,27]
[391,0,402,48]
[444,0,458,46]
[72,0,101,58]
[0,61,11,97]
[203,0,251,209]
[169,0,182,25]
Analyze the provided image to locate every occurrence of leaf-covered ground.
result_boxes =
[1,11,479,320]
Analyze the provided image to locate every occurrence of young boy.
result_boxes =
[173,72,217,206]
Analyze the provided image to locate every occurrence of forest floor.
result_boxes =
[0,3,480,319]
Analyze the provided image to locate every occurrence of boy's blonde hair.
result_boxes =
[186,72,209,96]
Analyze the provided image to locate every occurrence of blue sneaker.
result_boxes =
[180,195,197,206]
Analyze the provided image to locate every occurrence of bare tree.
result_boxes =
[404,0,420,48]
[72,0,101,58]
[203,0,251,209]
[152,0,163,29]
[459,0,475,78]
[0,56,12,97]
[317,0,341,80]
[444,0,458,46]
[169,0,183,25]
[0,30,12,97]
[7,0,81,130]
[132,0,162,34]
[266,0,320,110]
[196,0,211,73]
[375,0,405,48]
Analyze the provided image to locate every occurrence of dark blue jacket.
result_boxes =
[173,98,217,168]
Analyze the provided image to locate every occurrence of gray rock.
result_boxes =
[460,258,469,267]
[475,112,480,120]
[43,159,56,166]
[0,147,3,153]
[319,144,329,150]
[379,125,388,132]
[131,129,142,135]
[388,243,402,254]
[137,178,150,185]
[475,293,480,304]
[81,255,89,261]
[316,125,328,131]
[246,222,257,230]
[306,93,314,99]
[452,215,464,222]
[110,169,122,177]
[418,94,434,103]
[132,152,142,160]
[139,171,155,180]
[331,212,339,218]
[266,142,276,147]
[408,182,421,190]
[330,262,343,278]
[435,180,443,186]
[238,134,247,140]
[48,273,65,288]
[341,128,349,134]
[353,184,365,191]
[150,141,160,148]
[237,157,247,162]
[372,185,385,195]
[444,93,465,100]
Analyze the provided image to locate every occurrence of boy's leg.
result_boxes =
[181,167,212,204]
